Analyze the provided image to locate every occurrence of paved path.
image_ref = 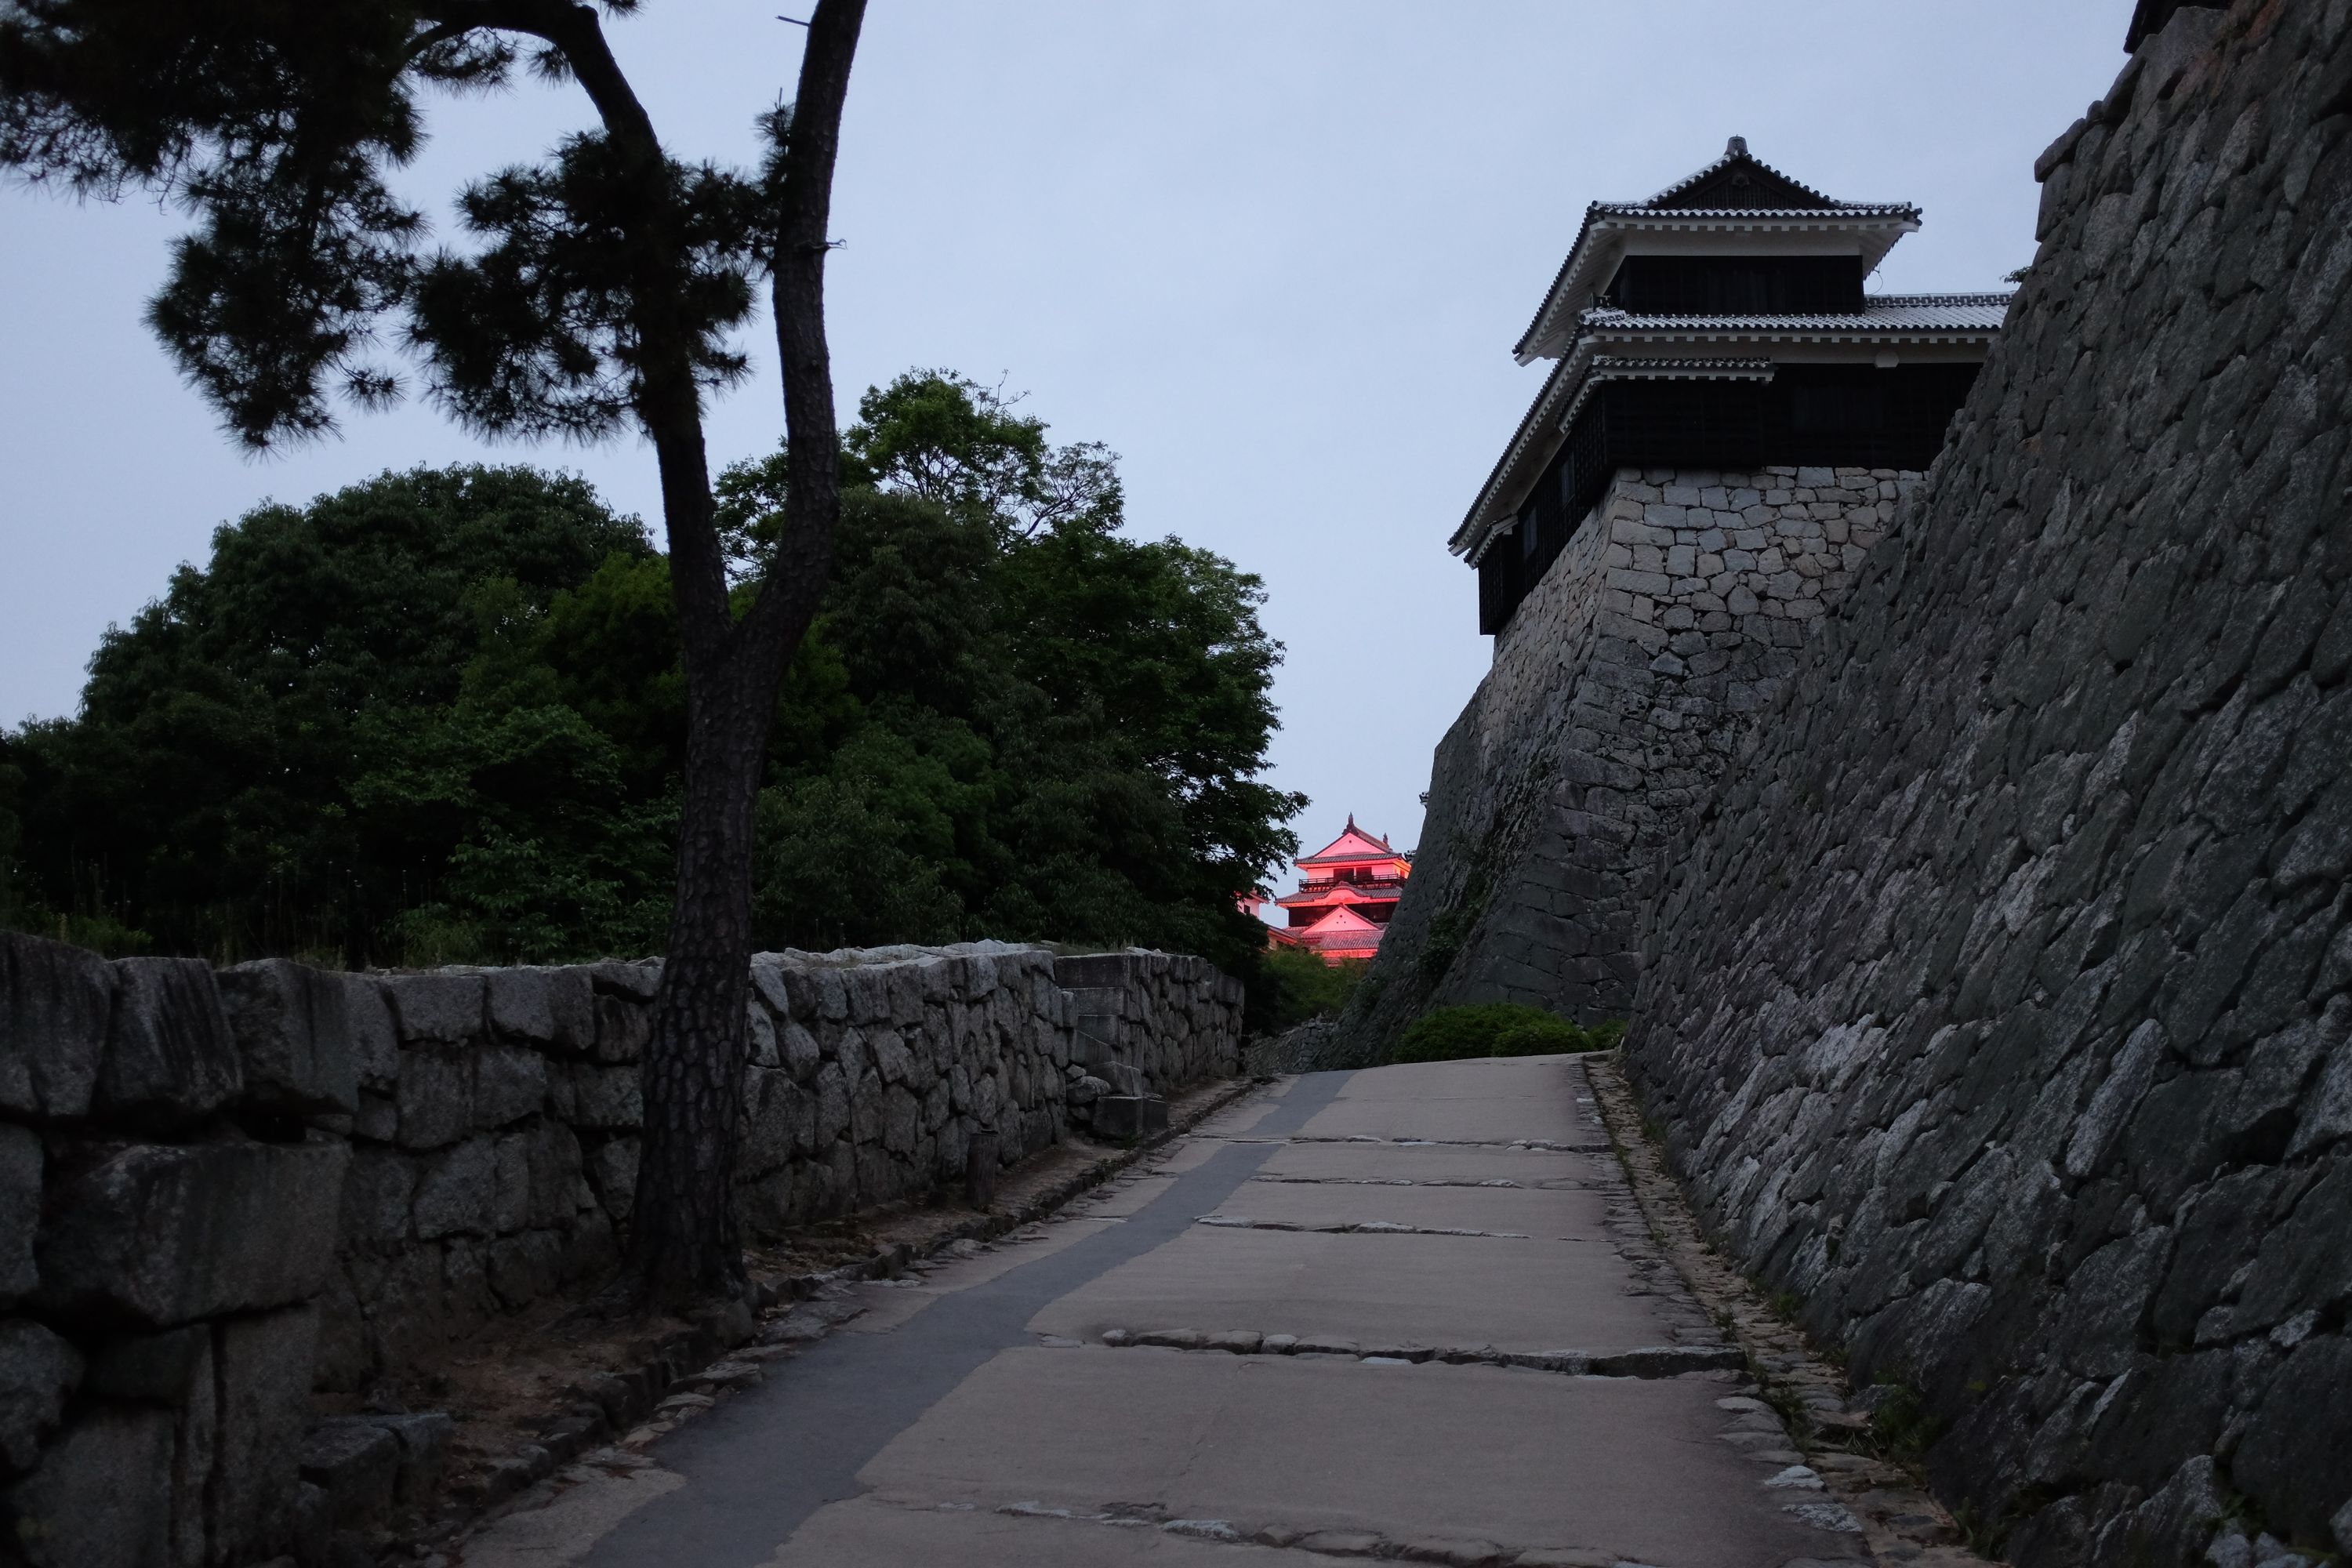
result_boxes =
[465,1058,1867,1568]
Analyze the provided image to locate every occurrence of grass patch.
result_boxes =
[1855,1377,1947,1467]
[1387,1004,1626,1064]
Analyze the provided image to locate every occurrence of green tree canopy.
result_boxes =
[6,372,1305,983]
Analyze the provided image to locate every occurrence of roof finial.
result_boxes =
[1726,134,1748,157]
[1345,812,1356,829]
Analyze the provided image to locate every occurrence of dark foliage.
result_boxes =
[1388,1004,1624,1064]
[5,374,1305,981]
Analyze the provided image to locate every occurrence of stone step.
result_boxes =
[1090,1095,1169,1140]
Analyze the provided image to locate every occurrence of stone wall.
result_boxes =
[1629,5,2352,1563]
[0,932,1241,1566]
[1328,464,1915,1064]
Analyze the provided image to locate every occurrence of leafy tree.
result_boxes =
[9,466,659,961]
[731,371,1305,972]
[1,0,869,1302]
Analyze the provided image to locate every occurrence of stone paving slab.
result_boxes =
[1028,1225,1670,1353]
[846,1345,1860,1568]
[1207,1177,1613,1238]
[1071,1174,1178,1218]
[1254,1139,1610,1188]
[831,1218,1128,1336]
[1294,1055,1602,1145]
[766,1494,1294,1565]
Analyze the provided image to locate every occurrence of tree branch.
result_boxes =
[741,0,865,663]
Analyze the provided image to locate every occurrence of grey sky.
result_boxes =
[0,1,2133,859]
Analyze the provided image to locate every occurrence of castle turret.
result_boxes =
[1454,140,2006,634]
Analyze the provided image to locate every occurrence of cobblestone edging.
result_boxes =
[1584,1051,1987,1568]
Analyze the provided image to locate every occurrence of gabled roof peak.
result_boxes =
[1301,817,1400,864]
[1636,138,1844,213]
[1509,139,1924,364]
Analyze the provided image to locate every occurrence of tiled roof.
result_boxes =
[1582,294,2013,334]
[1512,140,1929,360]
[1589,201,1920,222]
[1452,292,2009,561]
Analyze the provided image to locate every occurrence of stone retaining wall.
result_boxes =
[1629,7,2352,1564]
[1330,463,1915,1064]
[0,933,1242,1566]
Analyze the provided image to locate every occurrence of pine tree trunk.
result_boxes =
[619,0,866,1308]
[625,649,771,1302]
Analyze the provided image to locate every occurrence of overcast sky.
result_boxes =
[0,1,2135,869]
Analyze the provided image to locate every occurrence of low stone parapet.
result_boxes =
[0,930,1244,1566]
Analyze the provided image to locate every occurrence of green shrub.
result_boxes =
[1253,945,1367,1030]
[1492,1017,1588,1054]
[1390,1003,1617,1062]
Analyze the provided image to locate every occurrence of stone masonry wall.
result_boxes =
[1327,463,1915,1064]
[0,932,1241,1566]
[1630,6,2352,1564]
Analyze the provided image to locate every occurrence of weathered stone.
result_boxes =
[98,957,241,1125]
[339,1145,416,1245]
[869,1027,915,1086]
[413,1136,496,1240]
[781,1021,822,1080]
[210,1305,317,1562]
[564,1063,642,1130]
[5,1404,173,1568]
[326,979,395,1101]
[586,959,661,1002]
[363,1410,454,1507]
[36,1140,346,1325]
[216,958,358,1116]
[492,1134,531,1234]
[2232,1332,2352,1546]
[383,971,486,1044]
[487,1229,565,1308]
[394,1049,472,1149]
[588,1138,639,1221]
[474,1045,548,1128]
[0,1123,38,1305]
[299,1418,401,1529]
[0,931,113,1120]
[1091,1094,1169,1139]
[881,1085,920,1154]
[593,994,651,1063]
[0,1319,81,1471]
[488,966,594,1050]
[82,1323,206,1401]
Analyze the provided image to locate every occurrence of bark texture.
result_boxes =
[625,0,868,1305]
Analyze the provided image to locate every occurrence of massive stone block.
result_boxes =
[98,958,242,1126]
[209,1305,318,1562]
[34,1140,347,1326]
[216,958,358,1116]
[0,1123,40,1306]
[0,931,111,1120]
[0,1319,81,1472]
[5,1403,173,1568]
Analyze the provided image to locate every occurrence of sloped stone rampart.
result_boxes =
[0,931,1242,1566]
[1630,7,2352,1563]
[1332,463,1915,1065]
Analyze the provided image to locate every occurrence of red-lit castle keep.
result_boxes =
[1259,818,1414,964]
